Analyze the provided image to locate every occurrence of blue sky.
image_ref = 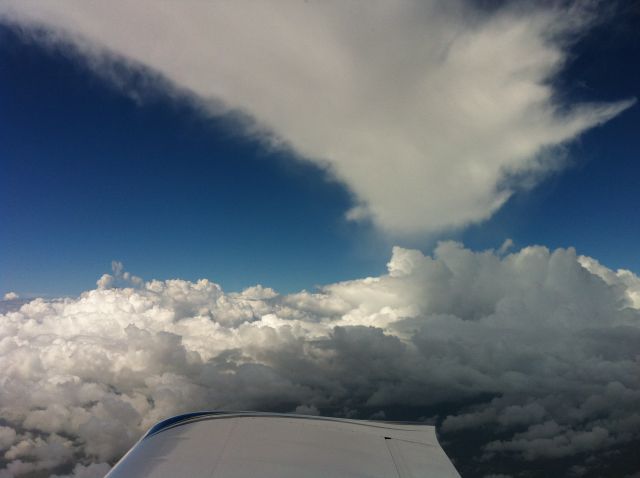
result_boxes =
[457,10,640,266]
[1,1,639,297]
[0,25,384,295]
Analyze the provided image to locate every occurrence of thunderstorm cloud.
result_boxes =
[0,0,633,234]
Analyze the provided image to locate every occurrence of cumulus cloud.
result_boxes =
[1,244,639,476]
[0,1,634,234]
[51,463,111,478]
[2,293,18,301]
[96,260,143,290]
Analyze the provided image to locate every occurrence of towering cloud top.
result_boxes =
[0,0,633,234]
[1,243,639,476]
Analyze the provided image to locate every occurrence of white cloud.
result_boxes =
[579,255,640,308]
[0,1,633,234]
[0,245,639,475]
[2,293,18,301]
[96,260,143,290]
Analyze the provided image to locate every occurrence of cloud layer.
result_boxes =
[0,1,633,234]
[1,243,639,476]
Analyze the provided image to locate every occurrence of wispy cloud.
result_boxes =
[0,0,633,234]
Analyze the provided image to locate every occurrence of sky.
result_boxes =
[0,1,640,477]
[0,1,638,297]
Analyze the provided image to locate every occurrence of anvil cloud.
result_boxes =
[0,0,633,234]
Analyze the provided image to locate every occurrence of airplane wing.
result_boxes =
[106,411,460,477]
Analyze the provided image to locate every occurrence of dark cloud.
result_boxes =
[1,242,639,476]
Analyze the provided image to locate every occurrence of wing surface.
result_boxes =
[106,411,460,477]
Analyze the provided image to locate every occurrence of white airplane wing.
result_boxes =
[106,411,460,477]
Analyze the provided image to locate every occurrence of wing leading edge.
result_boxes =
[106,411,460,477]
